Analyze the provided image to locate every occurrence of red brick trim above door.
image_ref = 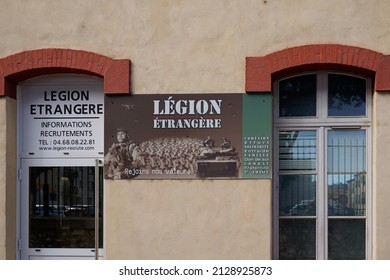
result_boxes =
[246,44,390,92]
[0,49,131,98]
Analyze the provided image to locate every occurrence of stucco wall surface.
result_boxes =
[0,0,389,94]
[0,98,6,259]
[373,93,390,259]
[0,0,389,259]
[0,97,16,259]
[104,179,271,259]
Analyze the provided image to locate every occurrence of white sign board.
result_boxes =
[18,75,104,157]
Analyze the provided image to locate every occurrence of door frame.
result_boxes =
[19,157,104,260]
[16,74,105,259]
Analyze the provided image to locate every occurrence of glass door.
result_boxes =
[20,158,103,260]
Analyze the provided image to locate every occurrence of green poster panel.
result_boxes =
[242,93,272,179]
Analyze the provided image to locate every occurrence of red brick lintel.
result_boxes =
[2,45,389,98]
[246,44,390,93]
[0,48,131,98]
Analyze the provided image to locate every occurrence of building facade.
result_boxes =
[1,0,390,260]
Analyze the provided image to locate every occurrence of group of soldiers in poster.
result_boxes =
[104,128,237,179]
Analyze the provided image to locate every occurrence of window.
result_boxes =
[274,72,371,260]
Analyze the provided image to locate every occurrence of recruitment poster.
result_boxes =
[104,93,271,179]
[18,81,104,157]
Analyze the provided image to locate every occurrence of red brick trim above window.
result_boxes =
[246,44,390,92]
[376,55,390,92]
[0,49,131,98]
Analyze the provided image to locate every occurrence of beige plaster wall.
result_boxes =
[0,99,5,259]
[104,179,271,259]
[0,0,390,94]
[373,93,390,259]
[0,0,389,259]
[0,97,17,259]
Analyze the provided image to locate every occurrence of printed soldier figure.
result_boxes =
[104,128,142,179]
[220,137,231,149]
[220,137,236,153]
[199,135,216,158]
[203,136,215,148]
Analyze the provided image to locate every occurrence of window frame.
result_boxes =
[274,71,372,126]
[273,71,372,260]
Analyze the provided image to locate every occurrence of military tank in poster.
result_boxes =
[196,137,240,178]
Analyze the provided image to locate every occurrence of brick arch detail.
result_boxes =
[246,44,390,92]
[0,48,131,98]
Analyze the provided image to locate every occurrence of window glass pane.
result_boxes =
[279,131,316,172]
[279,219,316,260]
[279,74,317,117]
[328,219,365,260]
[279,175,316,216]
[328,74,366,116]
[327,130,366,216]
[29,166,103,248]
